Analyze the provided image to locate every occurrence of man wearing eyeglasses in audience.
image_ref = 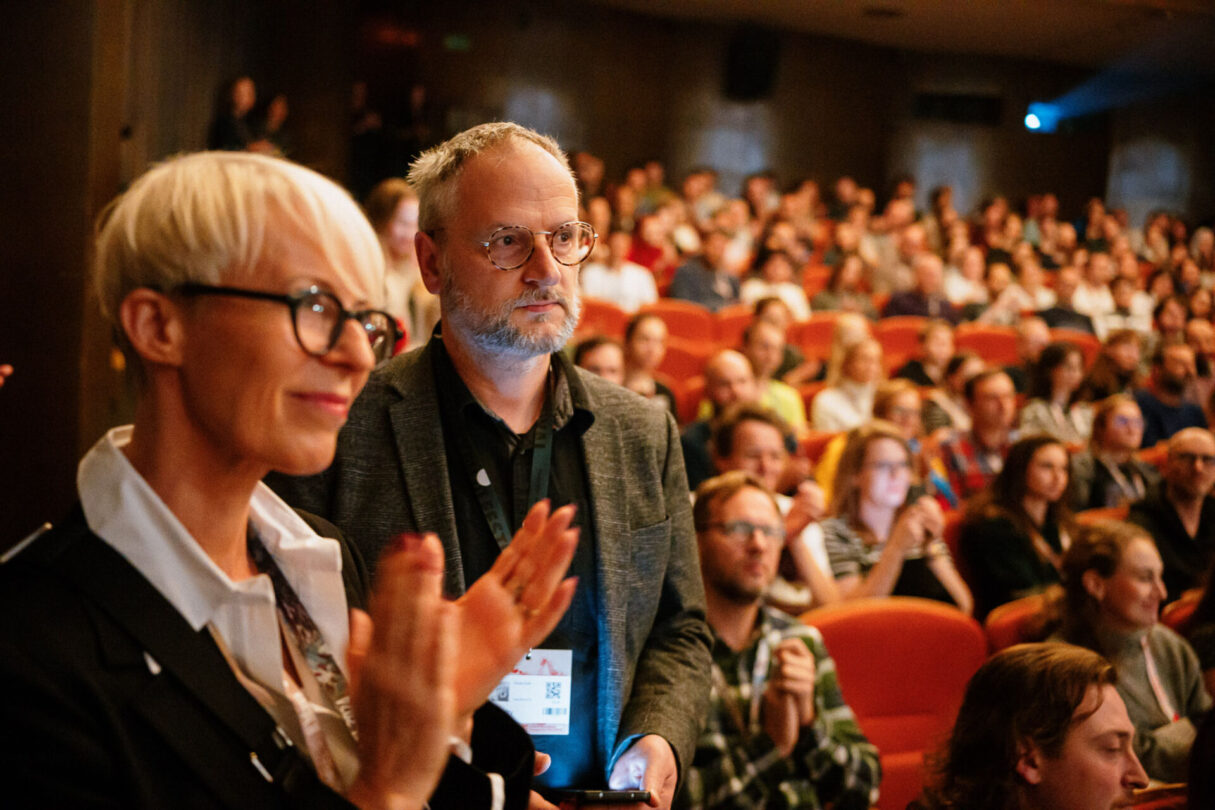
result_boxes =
[272,122,711,810]
[1128,427,1215,598]
[678,471,879,810]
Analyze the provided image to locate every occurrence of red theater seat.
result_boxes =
[800,597,986,810]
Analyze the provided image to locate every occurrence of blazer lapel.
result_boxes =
[384,342,466,595]
[580,402,632,765]
[54,531,310,805]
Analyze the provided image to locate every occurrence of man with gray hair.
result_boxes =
[1129,426,1215,598]
[273,122,711,808]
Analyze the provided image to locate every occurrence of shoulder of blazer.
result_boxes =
[1,506,355,809]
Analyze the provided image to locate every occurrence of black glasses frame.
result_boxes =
[174,283,400,362]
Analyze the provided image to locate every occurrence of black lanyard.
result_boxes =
[453,381,555,551]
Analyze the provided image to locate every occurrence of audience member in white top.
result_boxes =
[944,245,990,307]
[1072,252,1117,318]
[740,250,811,321]
[812,338,882,431]
[579,230,659,314]
[1094,276,1154,339]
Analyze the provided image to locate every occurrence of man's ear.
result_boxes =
[1014,741,1045,786]
[1082,569,1107,604]
[416,230,443,295]
[119,289,187,368]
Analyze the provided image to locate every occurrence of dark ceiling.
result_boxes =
[585,0,1215,75]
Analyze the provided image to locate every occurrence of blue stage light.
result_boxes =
[1025,102,1059,133]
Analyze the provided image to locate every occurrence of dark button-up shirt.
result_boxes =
[433,339,601,791]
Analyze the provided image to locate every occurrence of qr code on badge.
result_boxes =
[494,683,510,701]
[545,681,562,700]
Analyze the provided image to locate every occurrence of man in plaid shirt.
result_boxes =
[677,472,880,809]
[935,369,1019,501]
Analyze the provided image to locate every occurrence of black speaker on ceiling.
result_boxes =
[723,26,781,101]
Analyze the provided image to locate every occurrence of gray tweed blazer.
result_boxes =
[269,340,711,780]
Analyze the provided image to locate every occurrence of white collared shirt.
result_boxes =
[78,425,357,784]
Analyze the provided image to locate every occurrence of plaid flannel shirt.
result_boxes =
[676,606,881,810]
[936,429,1016,501]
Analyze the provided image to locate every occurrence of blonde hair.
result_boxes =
[407,122,569,233]
[94,152,384,365]
[824,312,873,386]
[828,337,883,387]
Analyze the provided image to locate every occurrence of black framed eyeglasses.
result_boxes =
[175,283,400,363]
[706,520,786,544]
[477,221,598,271]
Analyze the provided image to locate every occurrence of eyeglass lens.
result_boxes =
[487,222,596,269]
[715,520,785,543]
[294,291,396,362]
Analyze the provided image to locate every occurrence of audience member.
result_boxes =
[1077,329,1143,402]
[818,312,874,387]
[1134,342,1207,447]
[580,230,660,314]
[893,318,954,387]
[1128,427,1215,599]
[1153,295,1189,349]
[1057,521,1211,782]
[823,422,972,611]
[363,178,438,348]
[206,76,266,152]
[627,213,678,284]
[252,91,292,157]
[573,335,625,386]
[709,405,839,609]
[815,378,954,506]
[740,250,811,320]
[742,319,809,434]
[1003,316,1051,394]
[1185,317,1215,416]
[1018,341,1092,444]
[669,229,739,312]
[622,312,677,415]
[1093,276,1153,340]
[922,353,985,434]
[272,122,712,803]
[0,151,579,809]
[683,350,761,490]
[1036,265,1096,333]
[678,472,880,810]
[0,363,12,389]
[943,245,988,307]
[915,643,1148,810]
[1072,252,1116,319]
[881,254,959,323]
[960,435,1073,619]
[810,338,882,432]
[810,254,878,319]
[936,369,1019,501]
[752,298,813,383]
[1070,395,1160,512]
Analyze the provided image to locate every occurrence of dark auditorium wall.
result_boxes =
[0,2,353,544]
[364,1,1204,222]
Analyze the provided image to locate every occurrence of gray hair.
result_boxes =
[94,151,384,364]
[406,122,569,233]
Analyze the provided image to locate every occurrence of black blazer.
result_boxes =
[0,506,533,809]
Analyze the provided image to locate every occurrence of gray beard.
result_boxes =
[442,272,581,358]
